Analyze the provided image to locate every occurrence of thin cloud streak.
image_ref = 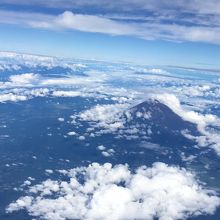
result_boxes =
[2,0,220,15]
[1,9,220,44]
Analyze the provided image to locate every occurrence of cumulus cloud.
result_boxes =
[9,73,40,85]
[0,72,107,91]
[0,69,108,103]
[79,104,125,122]
[0,63,21,71]
[6,162,220,220]
[52,90,82,97]
[0,73,41,89]
[0,88,49,103]
[1,52,220,156]
[0,93,27,102]
[78,103,128,132]
[155,93,220,155]
[67,131,77,136]
[156,93,216,129]
[58,118,65,122]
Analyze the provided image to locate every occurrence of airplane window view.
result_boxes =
[0,1,220,220]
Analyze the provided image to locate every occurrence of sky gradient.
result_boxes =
[1,0,220,67]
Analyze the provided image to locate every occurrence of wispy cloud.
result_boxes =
[2,0,220,15]
[1,8,220,44]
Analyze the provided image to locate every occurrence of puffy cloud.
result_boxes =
[101,149,115,157]
[78,103,128,132]
[79,104,127,122]
[156,93,216,129]
[155,93,220,155]
[52,91,82,97]
[45,169,54,174]
[0,63,21,71]
[58,118,65,122]
[6,162,220,220]
[97,145,106,151]
[9,73,40,85]
[0,88,50,103]
[0,93,27,102]
[67,131,77,136]
[0,73,41,89]
[78,135,86,140]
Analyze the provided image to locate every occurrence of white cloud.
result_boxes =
[54,11,134,36]
[142,68,170,75]
[67,131,77,136]
[101,151,111,157]
[41,74,107,87]
[78,135,86,140]
[0,73,41,89]
[3,0,220,15]
[102,149,115,157]
[6,162,220,220]
[140,142,162,150]
[97,145,106,151]
[45,169,53,174]
[9,73,40,85]
[58,118,65,122]
[1,9,220,44]
[0,51,54,62]
[79,104,127,123]
[0,70,107,91]
[0,63,21,71]
[0,88,50,103]
[78,103,128,133]
[0,93,27,102]
[26,88,50,97]
[52,91,82,97]
[156,93,216,129]
[155,93,220,155]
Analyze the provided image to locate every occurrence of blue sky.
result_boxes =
[1,0,220,67]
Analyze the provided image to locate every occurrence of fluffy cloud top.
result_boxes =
[7,162,220,220]
[0,93,27,102]
[78,103,128,132]
[9,73,40,85]
[156,93,216,129]
[155,93,220,155]
[52,90,82,97]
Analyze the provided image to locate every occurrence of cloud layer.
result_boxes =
[1,52,220,157]
[1,0,220,44]
[6,162,220,220]
[2,0,220,15]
